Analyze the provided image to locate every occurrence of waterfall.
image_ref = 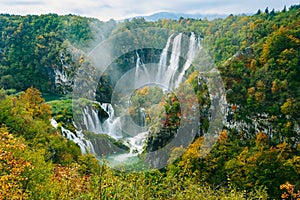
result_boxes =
[54,57,69,85]
[82,106,103,134]
[135,51,150,86]
[61,127,87,153]
[155,33,183,89]
[99,103,122,139]
[127,131,148,154]
[54,68,68,84]
[79,102,123,139]
[155,32,199,89]
[101,32,199,155]
[108,131,148,166]
[139,107,146,127]
[176,32,199,87]
[51,118,95,154]
[156,34,173,82]
[135,55,140,85]
[75,129,96,154]
[51,118,59,128]
[102,116,123,139]
[100,103,115,119]
[166,33,183,88]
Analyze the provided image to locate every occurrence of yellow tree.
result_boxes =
[0,128,33,199]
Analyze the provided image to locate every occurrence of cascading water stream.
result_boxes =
[175,32,200,87]
[156,34,173,83]
[50,118,96,154]
[135,51,150,86]
[100,103,123,139]
[82,106,103,134]
[166,33,183,89]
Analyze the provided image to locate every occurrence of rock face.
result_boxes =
[89,134,129,157]
[145,128,177,152]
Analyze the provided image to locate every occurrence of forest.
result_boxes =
[0,5,300,199]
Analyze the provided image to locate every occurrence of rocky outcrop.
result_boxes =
[89,134,129,157]
[145,127,177,152]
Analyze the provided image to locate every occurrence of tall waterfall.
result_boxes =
[154,32,199,89]
[135,52,150,86]
[166,33,183,88]
[176,32,200,86]
[156,34,173,82]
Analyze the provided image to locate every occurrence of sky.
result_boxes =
[0,0,299,21]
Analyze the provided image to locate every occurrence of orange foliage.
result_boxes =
[255,131,268,144]
[0,128,33,199]
[231,105,237,111]
[280,182,300,199]
[51,164,90,193]
[136,86,149,96]
[218,130,228,142]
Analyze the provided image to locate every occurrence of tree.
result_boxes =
[265,7,269,14]
[256,9,262,15]
[0,128,33,199]
[282,6,287,12]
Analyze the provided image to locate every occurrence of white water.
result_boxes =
[82,106,103,134]
[154,32,199,89]
[176,32,200,86]
[100,103,123,139]
[156,33,183,89]
[101,103,115,120]
[166,33,183,88]
[107,131,148,167]
[54,69,68,84]
[53,52,78,94]
[102,116,123,139]
[127,131,148,154]
[54,55,70,85]
[156,34,173,83]
[135,52,150,86]
[50,118,95,154]
[50,118,59,128]
[80,102,122,139]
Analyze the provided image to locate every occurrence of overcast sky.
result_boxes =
[0,0,299,21]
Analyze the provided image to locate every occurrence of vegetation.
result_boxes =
[1,5,300,199]
[0,89,269,199]
[0,14,114,93]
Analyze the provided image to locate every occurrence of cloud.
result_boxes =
[1,0,44,6]
[0,0,298,21]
